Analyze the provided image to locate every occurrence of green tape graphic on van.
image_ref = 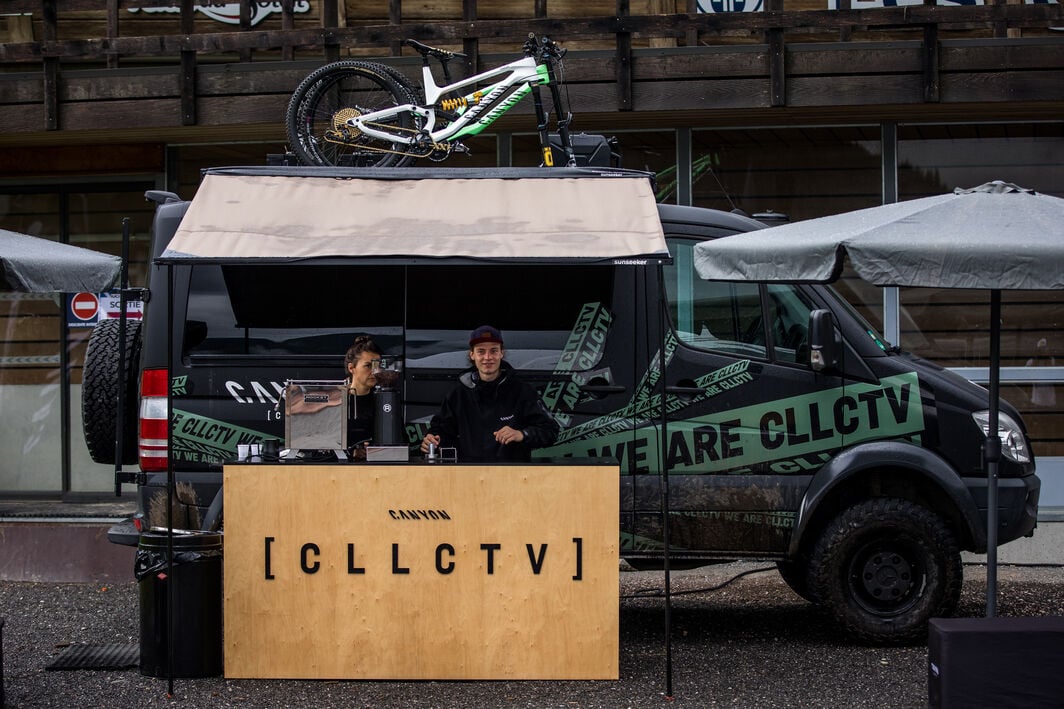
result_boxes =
[540,372,923,474]
[541,302,613,427]
[557,358,752,444]
[171,408,269,464]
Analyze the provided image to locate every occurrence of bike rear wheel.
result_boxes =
[286,60,420,168]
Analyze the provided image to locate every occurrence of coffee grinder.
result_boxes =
[367,355,409,462]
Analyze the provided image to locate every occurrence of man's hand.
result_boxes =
[494,426,525,446]
[420,433,441,453]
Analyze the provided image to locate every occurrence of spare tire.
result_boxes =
[82,318,142,464]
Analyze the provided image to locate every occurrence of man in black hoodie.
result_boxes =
[420,325,559,463]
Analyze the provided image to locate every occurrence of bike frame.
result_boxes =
[348,54,551,146]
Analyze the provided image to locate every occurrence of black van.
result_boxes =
[84,166,1039,644]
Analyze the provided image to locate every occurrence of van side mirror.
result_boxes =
[808,309,838,372]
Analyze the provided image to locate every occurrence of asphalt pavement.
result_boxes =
[2,561,1063,708]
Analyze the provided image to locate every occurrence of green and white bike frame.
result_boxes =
[351,45,574,166]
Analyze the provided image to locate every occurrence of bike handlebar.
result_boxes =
[524,33,567,62]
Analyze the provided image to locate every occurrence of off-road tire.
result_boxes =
[285,60,420,168]
[82,318,141,464]
[808,497,962,645]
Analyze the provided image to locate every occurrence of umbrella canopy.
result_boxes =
[692,180,1064,618]
[693,181,1064,291]
[0,228,122,293]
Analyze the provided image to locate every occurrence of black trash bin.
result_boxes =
[135,530,223,678]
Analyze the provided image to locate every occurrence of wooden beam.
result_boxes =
[43,0,59,130]
[464,0,479,77]
[107,0,119,68]
[2,7,1061,64]
[282,0,295,61]
[180,0,196,125]
[923,23,939,103]
[322,0,340,63]
[616,1,632,111]
[238,0,252,63]
[766,0,786,108]
[389,0,403,57]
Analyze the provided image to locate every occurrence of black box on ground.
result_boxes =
[928,616,1064,708]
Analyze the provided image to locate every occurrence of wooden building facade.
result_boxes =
[0,0,1062,501]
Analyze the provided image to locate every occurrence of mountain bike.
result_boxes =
[285,34,577,168]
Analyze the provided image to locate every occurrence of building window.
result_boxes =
[898,122,1064,458]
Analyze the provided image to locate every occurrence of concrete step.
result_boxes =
[0,498,137,582]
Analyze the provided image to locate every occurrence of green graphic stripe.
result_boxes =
[171,408,271,463]
[542,372,924,473]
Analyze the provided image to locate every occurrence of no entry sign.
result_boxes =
[70,292,99,321]
[66,291,144,328]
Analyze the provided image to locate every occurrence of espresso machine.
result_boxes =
[367,355,408,462]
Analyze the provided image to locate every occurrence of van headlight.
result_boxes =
[972,410,1031,464]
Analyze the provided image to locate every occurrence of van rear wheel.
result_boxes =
[82,318,141,464]
[808,498,961,645]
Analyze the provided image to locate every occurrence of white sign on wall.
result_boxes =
[128,1,311,27]
[829,0,1056,8]
[698,0,765,11]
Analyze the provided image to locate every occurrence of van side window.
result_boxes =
[765,283,814,365]
[184,264,403,356]
[664,240,815,364]
[665,240,767,359]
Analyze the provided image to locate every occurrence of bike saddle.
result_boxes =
[403,39,467,61]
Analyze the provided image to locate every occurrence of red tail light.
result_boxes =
[139,367,169,472]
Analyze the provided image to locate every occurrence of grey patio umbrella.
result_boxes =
[692,180,1064,616]
[0,228,122,293]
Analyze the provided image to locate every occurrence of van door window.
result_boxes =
[664,240,814,365]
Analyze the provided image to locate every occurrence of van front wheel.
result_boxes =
[808,498,961,645]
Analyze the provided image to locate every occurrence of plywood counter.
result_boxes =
[223,463,619,680]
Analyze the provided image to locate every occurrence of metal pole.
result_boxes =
[166,264,175,693]
[985,289,1002,617]
[115,217,130,495]
[657,265,674,699]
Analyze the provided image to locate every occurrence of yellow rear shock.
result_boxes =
[440,91,483,112]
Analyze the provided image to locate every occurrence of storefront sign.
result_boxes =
[223,464,619,679]
[128,1,311,27]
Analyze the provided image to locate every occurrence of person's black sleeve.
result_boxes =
[520,389,560,449]
[427,389,460,444]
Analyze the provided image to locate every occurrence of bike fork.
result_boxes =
[531,82,576,168]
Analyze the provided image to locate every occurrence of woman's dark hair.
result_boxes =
[344,335,382,365]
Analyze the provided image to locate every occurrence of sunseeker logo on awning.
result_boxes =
[129,2,311,27]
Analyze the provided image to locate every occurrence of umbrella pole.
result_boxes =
[656,270,674,699]
[985,289,1002,617]
[166,265,176,694]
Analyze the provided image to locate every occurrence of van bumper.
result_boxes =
[965,473,1041,551]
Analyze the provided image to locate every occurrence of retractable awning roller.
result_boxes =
[159,166,669,265]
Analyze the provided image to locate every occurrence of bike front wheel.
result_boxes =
[286,60,420,168]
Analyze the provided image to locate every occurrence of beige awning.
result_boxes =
[159,167,668,264]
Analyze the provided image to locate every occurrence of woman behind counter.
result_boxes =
[345,335,382,450]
